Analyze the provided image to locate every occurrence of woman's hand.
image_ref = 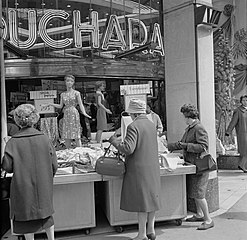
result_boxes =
[106,109,112,114]
[84,113,92,119]
[178,141,188,149]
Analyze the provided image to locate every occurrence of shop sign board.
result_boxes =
[1,10,164,56]
[30,90,57,114]
[120,84,150,95]
[30,90,57,100]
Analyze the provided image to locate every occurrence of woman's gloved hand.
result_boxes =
[178,141,188,149]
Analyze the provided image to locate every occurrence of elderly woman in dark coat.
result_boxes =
[2,104,58,240]
[168,104,214,230]
[109,99,161,240]
[226,95,247,172]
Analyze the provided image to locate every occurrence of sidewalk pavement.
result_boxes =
[2,170,247,240]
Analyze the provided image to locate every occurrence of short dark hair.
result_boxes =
[180,104,199,119]
[240,95,247,103]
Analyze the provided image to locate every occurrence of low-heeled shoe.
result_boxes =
[186,215,204,222]
[238,166,247,173]
[130,238,148,240]
[197,220,214,230]
[147,233,156,240]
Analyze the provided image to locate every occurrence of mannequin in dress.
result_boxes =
[46,75,91,148]
[95,81,112,143]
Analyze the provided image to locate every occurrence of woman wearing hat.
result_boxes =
[2,104,58,240]
[109,99,161,240]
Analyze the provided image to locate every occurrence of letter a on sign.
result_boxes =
[150,23,165,56]
[101,15,126,50]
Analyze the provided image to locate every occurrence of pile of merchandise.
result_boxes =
[56,146,105,174]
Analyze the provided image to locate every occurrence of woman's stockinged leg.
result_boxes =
[65,139,72,148]
[194,199,204,218]
[239,155,247,170]
[45,225,55,240]
[96,130,103,143]
[147,211,156,235]
[195,198,212,223]
[24,233,34,240]
[75,139,82,147]
[131,212,147,240]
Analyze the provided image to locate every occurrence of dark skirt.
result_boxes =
[13,216,54,234]
[186,173,209,199]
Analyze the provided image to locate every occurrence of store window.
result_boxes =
[2,0,164,62]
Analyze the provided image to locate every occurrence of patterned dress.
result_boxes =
[61,90,81,139]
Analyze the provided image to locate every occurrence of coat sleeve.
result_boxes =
[186,126,208,153]
[113,124,137,155]
[167,141,183,152]
[226,109,239,134]
[155,114,163,134]
[49,142,58,176]
[1,143,14,173]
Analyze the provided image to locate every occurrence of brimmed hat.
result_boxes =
[127,98,146,114]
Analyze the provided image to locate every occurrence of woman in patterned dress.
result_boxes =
[95,81,112,143]
[47,75,91,148]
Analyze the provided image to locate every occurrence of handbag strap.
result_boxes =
[103,143,121,161]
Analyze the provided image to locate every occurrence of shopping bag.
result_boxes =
[195,150,217,174]
[95,144,125,176]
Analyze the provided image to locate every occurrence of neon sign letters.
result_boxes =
[2,9,165,56]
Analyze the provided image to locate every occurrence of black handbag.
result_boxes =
[1,171,12,200]
[195,149,217,174]
[95,144,125,176]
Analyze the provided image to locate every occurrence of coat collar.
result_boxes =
[12,127,44,138]
[133,114,148,122]
[185,119,200,130]
[239,105,247,113]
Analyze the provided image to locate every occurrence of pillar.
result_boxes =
[163,0,219,212]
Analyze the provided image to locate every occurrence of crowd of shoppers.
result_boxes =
[1,99,217,240]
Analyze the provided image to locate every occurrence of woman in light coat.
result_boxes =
[2,104,58,240]
[109,99,161,240]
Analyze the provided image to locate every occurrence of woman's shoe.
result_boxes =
[186,215,204,222]
[197,220,214,230]
[147,233,156,240]
[238,166,247,173]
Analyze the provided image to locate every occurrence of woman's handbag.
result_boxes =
[195,149,217,174]
[95,144,125,176]
[1,171,12,200]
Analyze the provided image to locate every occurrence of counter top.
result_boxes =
[54,164,196,185]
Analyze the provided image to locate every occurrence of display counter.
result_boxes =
[52,164,195,232]
[52,173,101,232]
[102,164,196,228]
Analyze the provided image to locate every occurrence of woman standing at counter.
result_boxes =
[47,74,91,148]
[109,99,161,240]
[95,81,112,143]
[168,104,214,230]
[2,104,58,240]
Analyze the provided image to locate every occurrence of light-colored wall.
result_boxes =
[164,0,216,158]
[164,4,197,143]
